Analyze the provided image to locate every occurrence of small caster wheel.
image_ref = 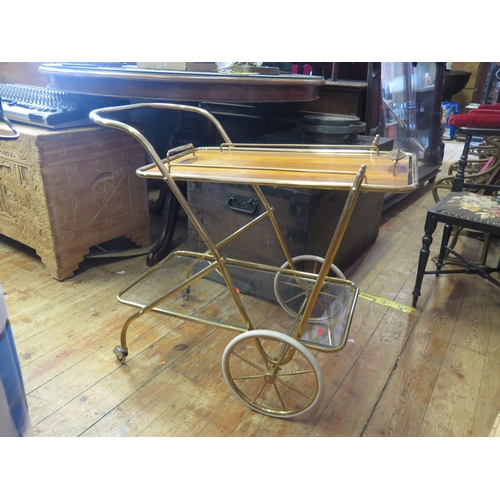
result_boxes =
[182,286,191,300]
[113,346,128,364]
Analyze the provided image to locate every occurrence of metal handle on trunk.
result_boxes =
[227,193,260,214]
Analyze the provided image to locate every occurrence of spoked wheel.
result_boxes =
[222,330,323,418]
[273,255,347,322]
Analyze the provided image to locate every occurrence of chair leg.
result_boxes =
[452,134,472,192]
[412,215,438,307]
[436,223,453,275]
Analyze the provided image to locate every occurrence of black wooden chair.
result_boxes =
[430,120,500,268]
[412,107,500,308]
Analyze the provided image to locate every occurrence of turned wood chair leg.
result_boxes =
[412,215,437,307]
[451,133,472,192]
[435,223,454,275]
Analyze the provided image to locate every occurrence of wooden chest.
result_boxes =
[0,123,151,280]
[187,181,384,273]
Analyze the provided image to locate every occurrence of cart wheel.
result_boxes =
[113,346,128,364]
[273,255,346,321]
[222,330,323,418]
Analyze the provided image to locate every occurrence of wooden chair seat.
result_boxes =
[431,191,500,228]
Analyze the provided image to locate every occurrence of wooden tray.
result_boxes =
[136,144,419,193]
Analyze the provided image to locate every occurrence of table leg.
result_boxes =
[146,183,186,266]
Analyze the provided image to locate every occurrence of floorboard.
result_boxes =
[3,140,500,437]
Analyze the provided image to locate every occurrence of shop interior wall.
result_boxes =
[450,62,481,111]
[0,63,48,86]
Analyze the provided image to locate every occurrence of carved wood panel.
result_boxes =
[0,124,151,280]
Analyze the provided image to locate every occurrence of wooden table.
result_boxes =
[38,63,325,103]
[39,63,326,265]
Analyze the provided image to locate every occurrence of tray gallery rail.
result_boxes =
[90,103,418,418]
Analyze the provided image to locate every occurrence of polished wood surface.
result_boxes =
[137,147,418,192]
[3,140,500,437]
[39,64,325,103]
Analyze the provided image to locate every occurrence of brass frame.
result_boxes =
[89,102,418,412]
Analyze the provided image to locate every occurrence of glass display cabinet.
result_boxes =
[380,62,446,183]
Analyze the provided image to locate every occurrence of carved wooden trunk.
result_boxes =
[0,123,151,280]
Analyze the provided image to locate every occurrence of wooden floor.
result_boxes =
[3,140,500,437]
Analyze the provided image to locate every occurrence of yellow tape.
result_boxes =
[358,291,415,313]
